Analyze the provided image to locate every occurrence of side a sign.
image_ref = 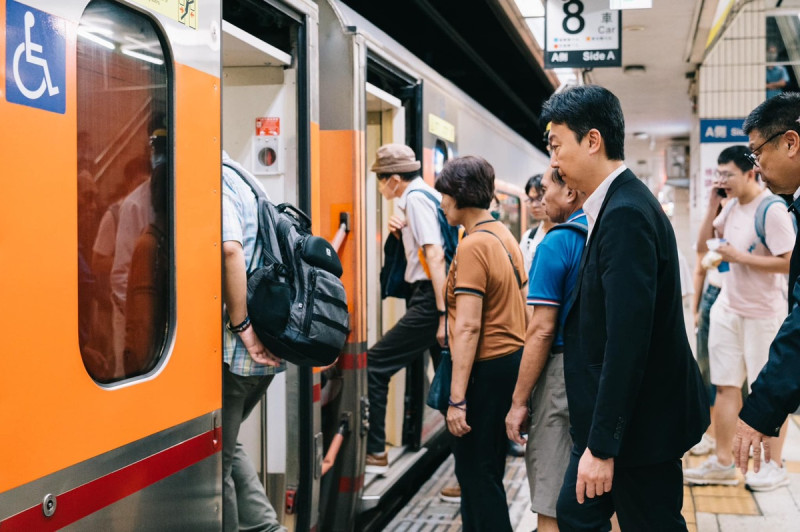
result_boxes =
[545,0,621,69]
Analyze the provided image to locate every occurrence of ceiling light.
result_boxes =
[633,132,649,140]
[624,25,646,32]
[77,28,114,50]
[515,0,545,18]
[122,49,164,65]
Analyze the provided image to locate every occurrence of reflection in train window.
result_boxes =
[77,0,171,383]
[433,139,449,177]
[494,192,522,241]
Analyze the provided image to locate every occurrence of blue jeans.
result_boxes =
[696,284,721,406]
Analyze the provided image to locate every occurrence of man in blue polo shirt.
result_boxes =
[506,167,587,532]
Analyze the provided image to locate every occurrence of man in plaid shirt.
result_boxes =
[221,152,285,532]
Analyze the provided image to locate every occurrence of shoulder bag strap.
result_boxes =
[474,228,522,288]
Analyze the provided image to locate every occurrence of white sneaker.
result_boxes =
[745,460,790,492]
[683,456,739,486]
[690,434,716,456]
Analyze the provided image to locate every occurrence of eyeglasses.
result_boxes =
[525,196,543,205]
[746,130,787,166]
[713,170,737,181]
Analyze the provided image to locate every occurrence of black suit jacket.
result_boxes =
[563,169,709,467]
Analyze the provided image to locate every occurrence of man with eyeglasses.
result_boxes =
[734,92,800,476]
[684,145,795,492]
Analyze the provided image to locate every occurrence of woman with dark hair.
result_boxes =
[435,155,527,531]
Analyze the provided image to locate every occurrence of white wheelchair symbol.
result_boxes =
[12,11,60,100]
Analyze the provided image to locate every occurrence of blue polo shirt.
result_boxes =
[526,210,588,349]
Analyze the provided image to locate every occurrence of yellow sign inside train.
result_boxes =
[428,114,455,143]
[129,0,198,29]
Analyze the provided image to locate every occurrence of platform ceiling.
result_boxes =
[339,0,556,151]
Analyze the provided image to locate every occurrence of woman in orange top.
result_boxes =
[435,156,527,531]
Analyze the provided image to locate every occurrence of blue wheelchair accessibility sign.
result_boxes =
[5,0,66,114]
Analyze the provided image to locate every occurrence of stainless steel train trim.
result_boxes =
[0,411,221,523]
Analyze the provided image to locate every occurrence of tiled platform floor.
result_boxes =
[385,416,800,531]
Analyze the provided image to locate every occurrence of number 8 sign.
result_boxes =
[545,0,621,69]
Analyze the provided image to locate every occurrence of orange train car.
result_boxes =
[0,0,548,530]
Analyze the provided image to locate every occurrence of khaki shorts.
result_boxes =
[708,303,784,389]
[525,352,572,518]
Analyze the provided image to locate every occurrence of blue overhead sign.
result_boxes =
[5,0,66,114]
[700,119,748,143]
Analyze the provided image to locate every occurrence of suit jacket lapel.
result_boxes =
[564,169,637,320]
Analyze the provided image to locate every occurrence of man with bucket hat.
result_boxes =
[366,143,448,474]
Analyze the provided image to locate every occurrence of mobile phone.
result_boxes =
[716,188,727,198]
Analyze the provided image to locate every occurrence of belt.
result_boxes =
[551,347,564,355]
[411,279,433,291]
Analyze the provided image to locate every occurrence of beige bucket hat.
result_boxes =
[370,143,421,174]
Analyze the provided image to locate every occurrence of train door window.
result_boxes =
[77,0,172,384]
[433,139,451,177]
[494,191,522,241]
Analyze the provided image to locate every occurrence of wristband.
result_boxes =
[448,397,467,410]
[437,309,446,316]
[227,315,251,333]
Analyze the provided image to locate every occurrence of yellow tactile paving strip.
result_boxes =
[682,453,761,523]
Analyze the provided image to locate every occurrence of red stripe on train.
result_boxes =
[339,352,366,370]
[338,474,364,492]
[2,427,222,530]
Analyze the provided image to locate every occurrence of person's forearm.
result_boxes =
[692,262,706,315]
[738,253,791,274]
[222,242,248,324]
[449,322,480,401]
[511,322,555,406]
[427,254,447,311]
[696,207,719,254]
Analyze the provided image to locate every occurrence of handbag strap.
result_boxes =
[474,228,523,288]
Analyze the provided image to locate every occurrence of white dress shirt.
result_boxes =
[582,164,628,241]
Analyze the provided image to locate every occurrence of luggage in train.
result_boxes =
[225,162,350,367]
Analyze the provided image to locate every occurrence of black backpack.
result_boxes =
[224,161,349,367]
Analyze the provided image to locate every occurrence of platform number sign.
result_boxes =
[5,0,66,114]
[545,0,622,69]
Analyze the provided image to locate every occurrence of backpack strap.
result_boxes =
[548,221,588,236]
[474,228,523,288]
[751,195,795,253]
[526,225,539,241]
[407,187,441,206]
[223,161,281,272]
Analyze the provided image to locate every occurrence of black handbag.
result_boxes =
[426,347,452,414]
[379,234,410,299]
[427,288,452,414]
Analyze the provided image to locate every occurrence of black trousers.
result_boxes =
[367,281,440,454]
[452,349,522,532]
[557,445,687,532]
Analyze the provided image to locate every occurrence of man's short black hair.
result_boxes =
[540,85,625,161]
[717,145,755,173]
[435,156,494,209]
[377,170,418,182]
[743,92,800,144]
[525,174,543,196]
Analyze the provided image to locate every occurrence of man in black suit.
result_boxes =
[541,85,709,531]
[734,93,800,473]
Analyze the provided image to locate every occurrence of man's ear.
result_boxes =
[586,129,603,156]
[786,130,800,159]
[566,186,578,203]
